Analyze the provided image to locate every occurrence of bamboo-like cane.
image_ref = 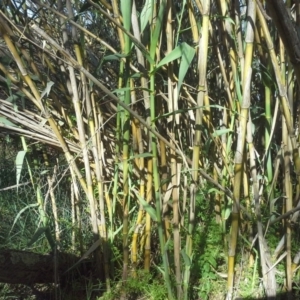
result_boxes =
[184,1,210,299]
[227,2,255,297]
[119,1,132,292]
[279,36,293,297]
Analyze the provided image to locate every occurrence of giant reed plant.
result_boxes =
[3,1,300,299]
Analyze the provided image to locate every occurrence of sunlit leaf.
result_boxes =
[212,128,233,137]
[113,225,123,238]
[224,207,231,220]
[140,0,152,33]
[177,43,196,93]
[121,0,132,32]
[15,150,27,190]
[155,45,184,70]
[149,0,167,58]
[40,81,54,100]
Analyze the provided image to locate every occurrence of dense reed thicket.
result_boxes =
[1,1,300,299]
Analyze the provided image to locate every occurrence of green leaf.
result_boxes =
[5,94,19,103]
[132,189,157,221]
[177,43,195,93]
[212,128,232,137]
[153,43,195,94]
[113,87,132,94]
[234,72,242,104]
[121,0,132,52]
[175,0,187,45]
[44,227,56,250]
[150,0,167,59]
[0,54,13,64]
[181,249,192,267]
[121,0,132,32]
[203,262,210,273]
[130,72,142,78]
[207,188,224,195]
[27,227,47,247]
[155,45,184,70]
[164,236,171,251]
[40,170,49,175]
[270,196,283,206]
[140,0,152,33]
[155,264,165,276]
[224,207,231,220]
[15,150,27,190]
[40,81,54,100]
[29,74,40,81]
[223,16,235,25]
[103,53,128,61]
[113,224,123,238]
[9,203,39,235]
[0,116,17,127]
[208,256,217,268]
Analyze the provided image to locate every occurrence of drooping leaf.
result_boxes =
[9,203,39,235]
[27,227,47,247]
[155,45,184,70]
[44,227,56,250]
[153,43,195,93]
[132,189,157,221]
[177,42,195,93]
[64,239,101,274]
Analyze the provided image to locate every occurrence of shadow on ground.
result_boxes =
[234,291,299,300]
